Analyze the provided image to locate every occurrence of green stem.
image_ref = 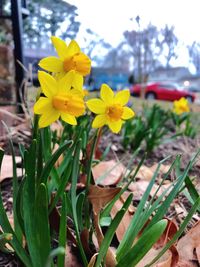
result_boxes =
[84,128,101,229]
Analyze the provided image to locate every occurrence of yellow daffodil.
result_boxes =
[173,97,190,115]
[86,84,135,133]
[38,36,91,84]
[34,71,85,128]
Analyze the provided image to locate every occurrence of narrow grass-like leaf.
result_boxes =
[2,121,22,241]
[40,140,72,184]
[145,197,200,267]
[0,189,31,266]
[57,194,67,267]
[116,219,167,267]
[45,247,65,267]
[101,152,145,218]
[146,150,200,230]
[34,183,51,267]
[95,194,133,267]
[116,156,170,260]
[184,176,200,209]
[70,140,88,267]
[76,192,85,231]
[49,162,72,214]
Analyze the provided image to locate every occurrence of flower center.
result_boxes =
[52,94,85,116]
[63,53,91,76]
[63,57,76,72]
[106,104,123,121]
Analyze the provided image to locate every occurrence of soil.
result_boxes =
[0,118,200,266]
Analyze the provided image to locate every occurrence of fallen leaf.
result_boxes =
[110,194,133,242]
[53,143,64,168]
[88,185,121,214]
[0,154,21,182]
[92,160,125,186]
[156,219,178,248]
[177,220,200,265]
[131,163,171,182]
[136,248,172,267]
[89,185,119,267]
[88,253,98,267]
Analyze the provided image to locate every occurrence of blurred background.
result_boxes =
[1,0,200,103]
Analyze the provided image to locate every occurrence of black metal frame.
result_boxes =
[0,0,29,113]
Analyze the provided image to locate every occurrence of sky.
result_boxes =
[67,0,200,71]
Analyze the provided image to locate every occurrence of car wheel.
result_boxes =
[145,92,156,100]
[185,95,193,103]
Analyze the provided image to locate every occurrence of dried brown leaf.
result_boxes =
[88,185,121,214]
[177,220,200,265]
[110,193,133,242]
[92,160,125,186]
[0,154,21,182]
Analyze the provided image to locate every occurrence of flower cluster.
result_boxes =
[173,97,190,115]
[34,36,135,133]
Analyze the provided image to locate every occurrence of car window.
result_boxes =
[158,83,177,90]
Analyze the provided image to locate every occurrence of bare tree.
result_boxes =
[188,41,200,74]
[160,25,178,67]
[123,22,162,82]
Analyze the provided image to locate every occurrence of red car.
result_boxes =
[130,82,196,102]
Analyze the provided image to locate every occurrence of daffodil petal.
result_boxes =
[114,89,130,105]
[34,97,52,114]
[67,40,80,57]
[100,84,114,104]
[38,71,58,97]
[107,120,123,134]
[92,114,107,128]
[38,109,60,128]
[72,72,84,90]
[121,107,135,120]
[58,71,74,93]
[38,57,63,73]
[51,36,68,60]
[61,113,77,125]
[86,99,106,114]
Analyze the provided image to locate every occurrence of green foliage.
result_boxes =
[122,104,173,153]
[0,111,199,267]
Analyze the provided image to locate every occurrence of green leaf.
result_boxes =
[1,121,22,241]
[34,183,51,267]
[0,188,32,266]
[116,219,167,267]
[40,140,72,184]
[95,194,133,267]
[146,197,200,267]
[49,161,72,214]
[57,194,67,267]
[116,156,170,260]
[70,139,88,267]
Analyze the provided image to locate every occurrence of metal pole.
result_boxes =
[11,0,24,113]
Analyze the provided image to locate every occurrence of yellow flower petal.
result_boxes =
[51,36,68,60]
[107,120,123,134]
[34,97,52,114]
[72,72,84,89]
[61,113,77,125]
[38,71,58,97]
[92,114,107,128]
[67,40,80,58]
[100,84,114,104]
[58,71,74,94]
[86,99,106,114]
[38,109,60,128]
[121,107,135,120]
[38,56,63,73]
[114,89,130,106]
